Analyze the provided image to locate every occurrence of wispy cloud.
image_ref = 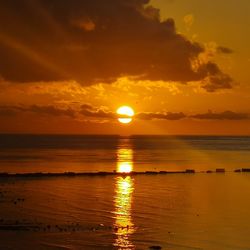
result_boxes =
[217,46,234,54]
[80,104,116,119]
[136,112,186,120]
[1,104,248,122]
[190,110,249,120]
[0,105,76,118]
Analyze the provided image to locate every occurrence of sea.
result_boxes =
[0,134,250,173]
[0,135,250,249]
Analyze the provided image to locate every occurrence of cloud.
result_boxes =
[183,14,194,31]
[80,104,116,119]
[0,106,18,116]
[217,46,234,54]
[0,103,116,120]
[136,110,250,121]
[202,74,233,92]
[136,112,186,120]
[0,0,233,91]
[0,105,76,117]
[196,62,233,92]
[28,105,76,117]
[1,104,249,122]
[71,18,96,31]
[191,110,250,120]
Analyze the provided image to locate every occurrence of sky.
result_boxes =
[0,0,250,135]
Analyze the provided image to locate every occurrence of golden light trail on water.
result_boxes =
[113,143,135,248]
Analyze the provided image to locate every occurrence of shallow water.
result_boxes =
[1,174,250,249]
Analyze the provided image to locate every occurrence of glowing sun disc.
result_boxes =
[117,106,134,124]
[118,118,132,124]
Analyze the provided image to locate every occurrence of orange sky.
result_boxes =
[0,0,250,135]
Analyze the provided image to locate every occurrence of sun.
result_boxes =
[117,106,134,124]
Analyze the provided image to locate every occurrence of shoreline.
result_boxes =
[0,168,249,178]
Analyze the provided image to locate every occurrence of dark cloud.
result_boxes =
[0,105,76,117]
[80,104,116,119]
[1,104,249,121]
[191,110,249,120]
[28,105,76,117]
[202,74,233,92]
[0,106,18,116]
[217,46,234,54]
[80,104,94,111]
[197,62,233,92]
[136,112,186,120]
[0,104,116,119]
[137,110,250,121]
[0,0,233,91]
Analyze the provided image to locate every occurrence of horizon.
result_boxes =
[1,133,250,137]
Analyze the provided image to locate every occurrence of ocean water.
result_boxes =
[0,135,250,173]
[1,135,250,249]
[1,173,250,249]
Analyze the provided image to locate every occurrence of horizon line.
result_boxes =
[0,133,250,137]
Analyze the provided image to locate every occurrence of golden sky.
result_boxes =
[0,0,250,134]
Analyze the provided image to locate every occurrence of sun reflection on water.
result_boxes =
[114,144,135,249]
[117,148,133,173]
